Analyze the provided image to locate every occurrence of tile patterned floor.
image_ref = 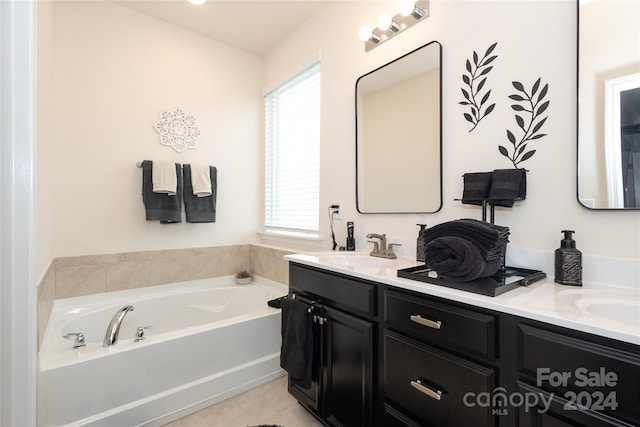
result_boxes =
[162,376,324,427]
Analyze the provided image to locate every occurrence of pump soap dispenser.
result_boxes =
[554,230,582,286]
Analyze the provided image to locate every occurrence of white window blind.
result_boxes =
[265,62,320,236]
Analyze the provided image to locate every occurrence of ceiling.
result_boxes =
[114,0,328,56]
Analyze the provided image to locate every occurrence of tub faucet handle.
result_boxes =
[134,326,155,342]
[63,332,86,348]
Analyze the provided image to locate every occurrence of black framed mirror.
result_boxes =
[577,0,640,209]
[356,41,442,213]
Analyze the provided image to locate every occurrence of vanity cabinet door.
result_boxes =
[518,323,640,426]
[383,330,496,427]
[323,305,374,427]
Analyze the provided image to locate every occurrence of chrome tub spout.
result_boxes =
[103,305,134,347]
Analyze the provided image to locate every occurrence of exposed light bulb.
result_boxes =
[398,0,416,16]
[187,0,206,5]
[377,13,392,31]
[358,25,373,42]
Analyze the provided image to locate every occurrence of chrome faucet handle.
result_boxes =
[63,332,86,348]
[134,326,155,342]
[386,243,401,259]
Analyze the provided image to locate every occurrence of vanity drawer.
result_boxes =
[383,331,495,427]
[518,323,640,425]
[289,263,376,318]
[384,290,496,359]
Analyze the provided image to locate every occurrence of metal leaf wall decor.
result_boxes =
[499,78,550,168]
[459,42,498,132]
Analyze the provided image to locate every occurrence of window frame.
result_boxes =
[262,56,321,241]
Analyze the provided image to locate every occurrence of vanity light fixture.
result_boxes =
[358,25,381,45]
[359,0,429,52]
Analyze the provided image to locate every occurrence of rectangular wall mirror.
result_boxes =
[356,41,442,213]
[578,0,640,209]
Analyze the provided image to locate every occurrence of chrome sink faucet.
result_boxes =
[366,233,401,259]
[103,305,134,347]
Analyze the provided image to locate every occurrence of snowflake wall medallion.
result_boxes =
[154,107,201,152]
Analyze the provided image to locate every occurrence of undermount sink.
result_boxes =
[534,288,640,330]
[310,252,417,271]
[564,289,640,326]
[318,254,397,268]
[582,300,640,326]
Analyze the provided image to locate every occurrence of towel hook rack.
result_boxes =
[137,161,188,169]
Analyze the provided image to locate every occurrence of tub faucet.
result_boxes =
[103,305,134,347]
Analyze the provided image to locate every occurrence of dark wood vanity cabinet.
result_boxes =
[288,263,376,427]
[287,263,640,427]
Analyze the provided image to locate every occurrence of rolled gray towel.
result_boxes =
[422,219,509,261]
[425,236,503,282]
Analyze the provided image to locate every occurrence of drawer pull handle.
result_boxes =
[410,314,442,329]
[410,380,442,401]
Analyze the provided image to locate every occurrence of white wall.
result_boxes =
[41,1,263,270]
[37,0,54,279]
[38,0,639,284]
[263,1,640,266]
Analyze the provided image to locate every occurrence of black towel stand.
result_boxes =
[453,170,529,273]
[455,169,528,225]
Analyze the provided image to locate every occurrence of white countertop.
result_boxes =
[284,252,640,346]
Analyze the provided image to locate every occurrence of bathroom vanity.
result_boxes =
[284,253,640,427]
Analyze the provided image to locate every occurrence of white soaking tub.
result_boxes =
[38,276,288,427]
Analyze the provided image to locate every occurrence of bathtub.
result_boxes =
[38,275,288,427]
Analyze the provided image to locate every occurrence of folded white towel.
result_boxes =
[152,161,177,196]
[190,163,212,197]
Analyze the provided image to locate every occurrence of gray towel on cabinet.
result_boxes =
[141,160,183,223]
[183,164,217,223]
[280,297,313,389]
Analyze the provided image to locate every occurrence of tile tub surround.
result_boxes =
[37,244,294,347]
[250,244,295,285]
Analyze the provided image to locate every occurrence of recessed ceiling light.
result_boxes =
[187,0,206,5]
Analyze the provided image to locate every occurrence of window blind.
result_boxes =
[265,62,320,236]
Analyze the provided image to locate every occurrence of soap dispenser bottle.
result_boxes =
[416,224,427,262]
[346,221,355,251]
[554,230,582,286]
